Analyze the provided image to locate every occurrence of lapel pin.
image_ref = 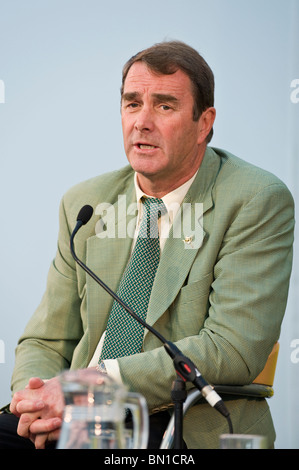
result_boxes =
[183,236,193,245]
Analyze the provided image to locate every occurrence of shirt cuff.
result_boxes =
[104,358,122,384]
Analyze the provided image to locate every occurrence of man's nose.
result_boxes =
[134,106,155,132]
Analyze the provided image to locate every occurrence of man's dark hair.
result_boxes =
[121,41,215,142]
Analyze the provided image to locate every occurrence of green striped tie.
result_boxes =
[99,197,166,360]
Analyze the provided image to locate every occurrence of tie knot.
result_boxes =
[142,197,167,219]
[140,197,167,238]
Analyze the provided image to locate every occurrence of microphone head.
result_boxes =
[77,205,93,225]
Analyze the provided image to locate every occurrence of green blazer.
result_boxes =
[11,147,294,448]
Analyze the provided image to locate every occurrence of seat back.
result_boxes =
[252,342,279,386]
[160,343,279,449]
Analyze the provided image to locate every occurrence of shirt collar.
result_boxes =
[134,171,198,224]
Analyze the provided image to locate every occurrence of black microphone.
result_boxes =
[70,205,232,427]
[74,204,93,231]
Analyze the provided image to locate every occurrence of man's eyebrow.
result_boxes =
[152,93,179,104]
[122,92,141,102]
[121,92,179,104]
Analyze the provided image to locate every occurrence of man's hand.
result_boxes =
[10,377,64,449]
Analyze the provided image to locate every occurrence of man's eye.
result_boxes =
[160,105,172,111]
[127,103,139,109]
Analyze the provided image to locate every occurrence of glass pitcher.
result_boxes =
[56,369,149,449]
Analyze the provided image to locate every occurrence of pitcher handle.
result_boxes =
[125,393,149,449]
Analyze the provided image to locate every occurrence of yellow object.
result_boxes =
[253,342,279,386]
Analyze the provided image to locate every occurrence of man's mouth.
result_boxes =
[139,144,156,149]
[135,143,158,150]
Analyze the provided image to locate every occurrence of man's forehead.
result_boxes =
[123,62,192,97]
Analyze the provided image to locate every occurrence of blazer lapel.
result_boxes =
[145,147,221,332]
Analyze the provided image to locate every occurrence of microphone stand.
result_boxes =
[70,210,233,448]
[171,376,187,449]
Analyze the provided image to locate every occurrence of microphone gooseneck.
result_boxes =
[70,205,233,433]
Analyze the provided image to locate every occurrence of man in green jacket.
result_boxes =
[0,41,295,449]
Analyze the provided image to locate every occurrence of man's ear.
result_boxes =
[197,107,216,144]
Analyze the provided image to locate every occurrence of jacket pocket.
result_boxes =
[177,271,214,304]
[168,272,213,340]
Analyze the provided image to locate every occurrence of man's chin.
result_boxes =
[130,161,163,178]
[134,168,167,183]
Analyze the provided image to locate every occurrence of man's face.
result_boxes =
[121,62,214,194]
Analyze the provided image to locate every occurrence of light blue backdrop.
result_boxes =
[0,0,298,448]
